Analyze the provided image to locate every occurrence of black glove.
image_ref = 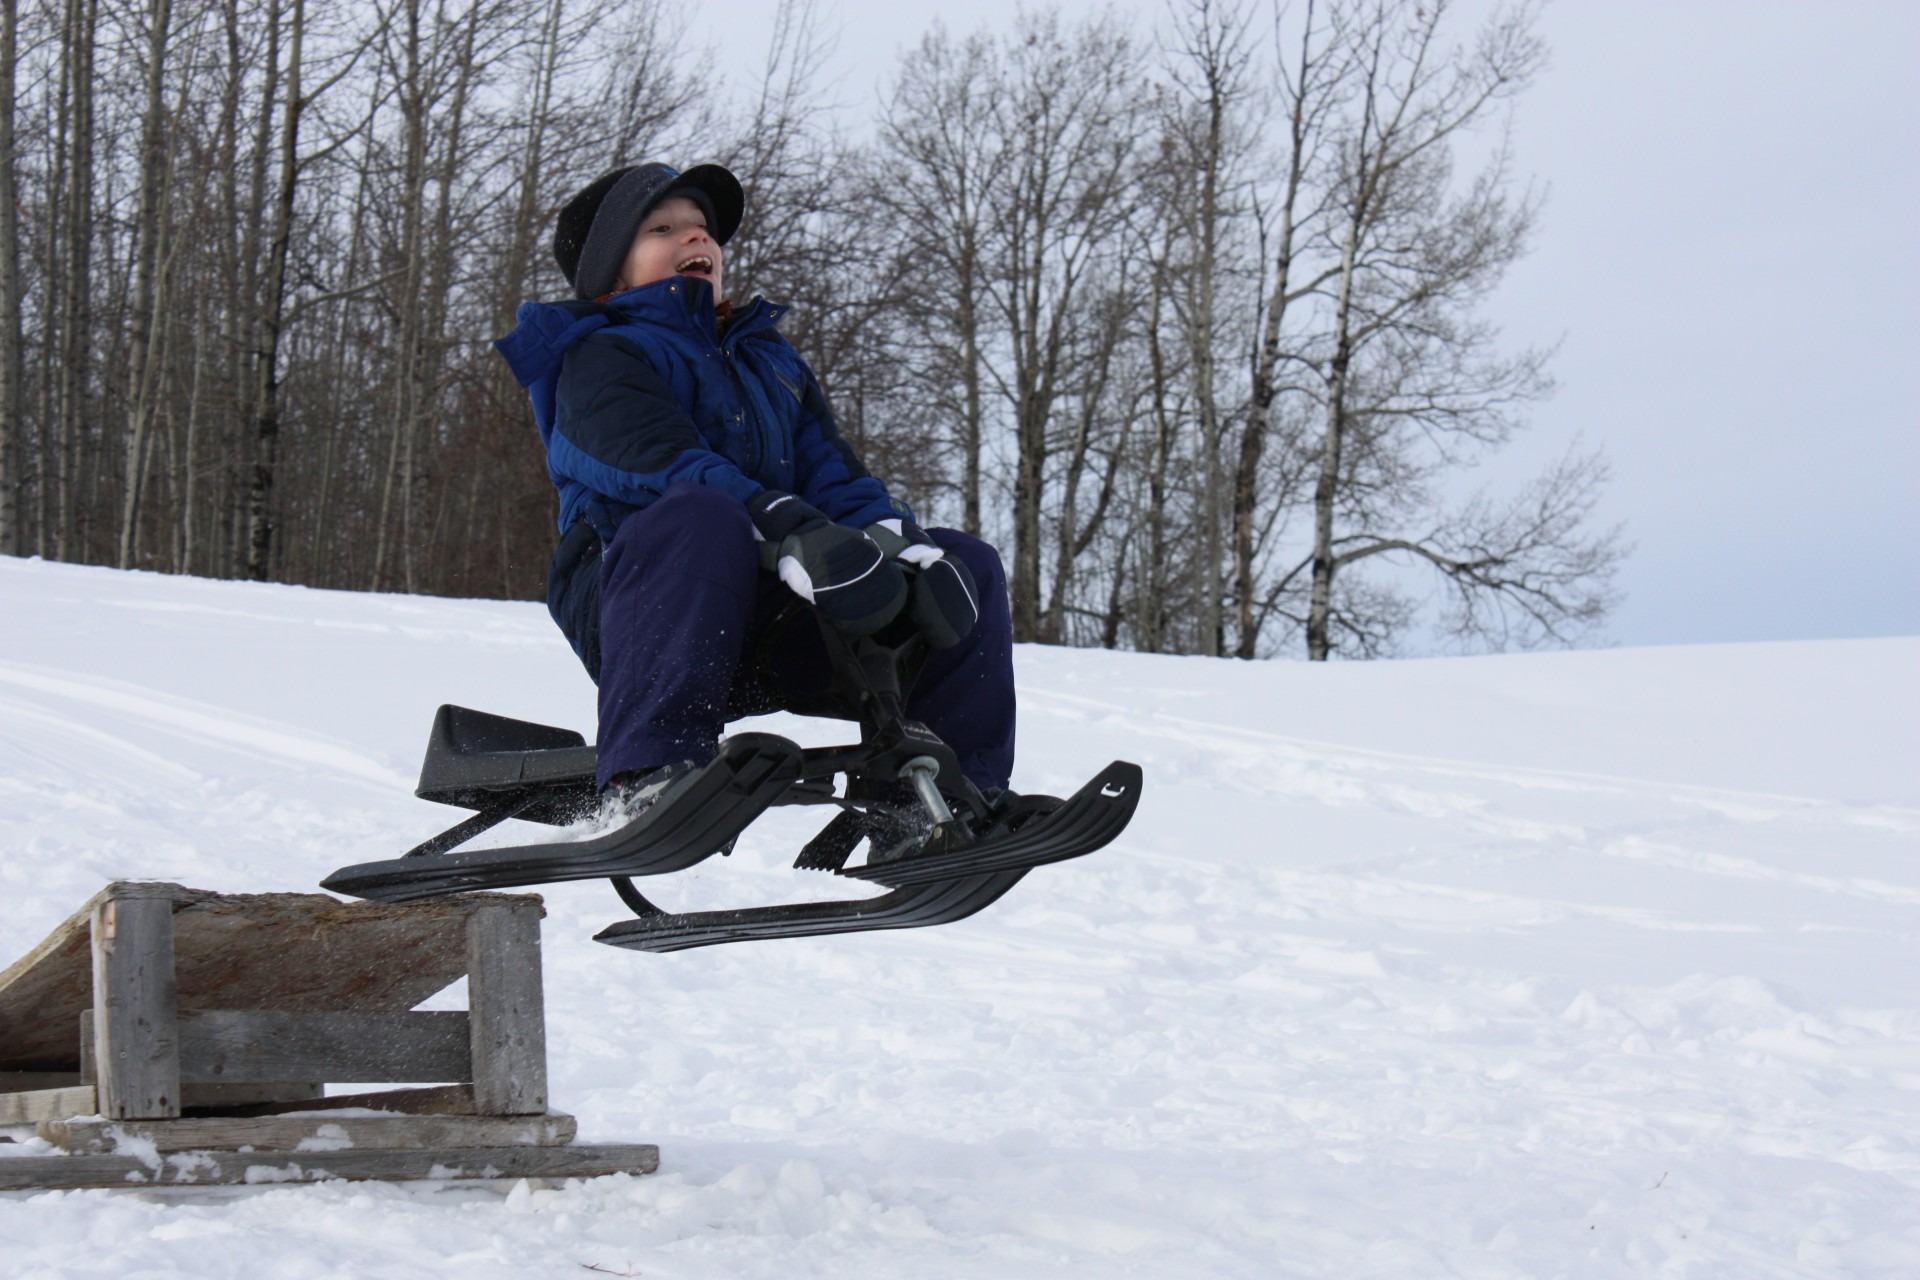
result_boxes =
[747,491,906,634]
[864,518,980,649]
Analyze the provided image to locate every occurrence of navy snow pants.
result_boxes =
[570,485,1016,792]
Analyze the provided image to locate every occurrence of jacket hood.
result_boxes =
[493,299,620,390]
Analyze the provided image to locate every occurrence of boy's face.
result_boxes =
[615,195,723,298]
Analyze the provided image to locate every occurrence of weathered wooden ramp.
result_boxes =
[0,882,657,1189]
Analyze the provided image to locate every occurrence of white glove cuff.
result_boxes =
[897,542,944,570]
[777,556,816,602]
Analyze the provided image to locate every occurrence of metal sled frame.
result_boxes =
[322,614,1142,949]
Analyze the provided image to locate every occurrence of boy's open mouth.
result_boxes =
[675,255,714,275]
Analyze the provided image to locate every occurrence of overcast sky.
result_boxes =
[701,0,1920,650]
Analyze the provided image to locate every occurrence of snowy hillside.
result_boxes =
[2,555,1916,1278]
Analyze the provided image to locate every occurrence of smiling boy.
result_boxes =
[494,162,1015,819]
[616,193,721,296]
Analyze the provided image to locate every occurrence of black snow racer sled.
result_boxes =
[322,613,1141,951]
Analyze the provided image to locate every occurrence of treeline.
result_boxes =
[0,0,1623,658]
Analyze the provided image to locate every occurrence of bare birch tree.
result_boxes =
[1230,0,1349,657]
[871,23,1007,534]
[1294,0,1619,657]
[988,9,1147,641]
[51,0,98,561]
[0,0,20,555]
[0,0,1621,660]
[1154,0,1259,656]
[242,0,305,581]
[117,0,177,568]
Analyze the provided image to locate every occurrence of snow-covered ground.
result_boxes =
[1,555,1915,1278]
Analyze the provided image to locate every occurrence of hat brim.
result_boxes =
[659,164,744,247]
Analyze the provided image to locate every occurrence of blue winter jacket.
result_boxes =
[494,276,905,542]
[493,276,906,677]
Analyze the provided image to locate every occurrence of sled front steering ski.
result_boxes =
[321,615,1142,950]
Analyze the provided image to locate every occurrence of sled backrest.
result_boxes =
[414,704,598,822]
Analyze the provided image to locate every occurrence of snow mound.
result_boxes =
[2,556,1916,1277]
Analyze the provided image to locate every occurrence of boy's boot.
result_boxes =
[596,760,698,828]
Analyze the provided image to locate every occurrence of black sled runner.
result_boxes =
[322,613,1142,951]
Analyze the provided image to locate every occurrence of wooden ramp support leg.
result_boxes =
[91,888,180,1121]
[466,897,547,1116]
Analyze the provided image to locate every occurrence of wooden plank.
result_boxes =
[77,1028,314,1113]
[84,1009,470,1085]
[0,1071,81,1090]
[217,1084,477,1118]
[167,888,543,1015]
[466,899,547,1116]
[92,891,181,1120]
[0,1155,154,1190]
[41,1111,578,1154]
[2,883,545,1072]
[182,1082,325,1110]
[0,1085,97,1125]
[0,883,200,1072]
[171,1010,471,1084]
[0,1143,659,1190]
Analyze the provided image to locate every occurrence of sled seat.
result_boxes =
[414,704,598,824]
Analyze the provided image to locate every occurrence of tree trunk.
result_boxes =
[309,146,375,587]
[1045,295,1126,643]
[231,0,278,575]
[1307,198,1362,662]
[0,0,21,556]
[1141,241,1177,654]
[1234,3,1318,659]
[179,302,207,574]
[244,0,303,581]
[371,0,429,593]
[118,0,177,569]
[497,0,561,336]
[407,6,479,594]
[1011,384,1046,640]
[1191,65,1224,658]
[958,244,984,537]
[54,0,98,562]
[1008,156,1047,641]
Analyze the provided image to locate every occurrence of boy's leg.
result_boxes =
[595,502,1016,795]
[594,485,759,789]
[902,530,1017,792]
